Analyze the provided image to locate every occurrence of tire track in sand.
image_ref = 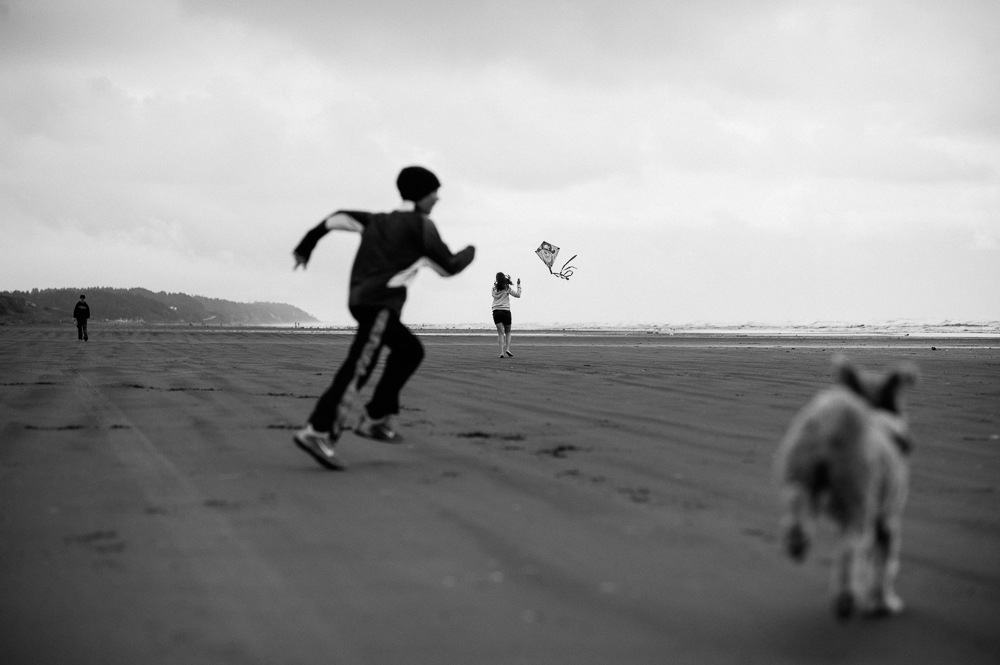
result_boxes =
[61,368,364,665]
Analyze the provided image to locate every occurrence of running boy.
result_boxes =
[291,166,475,470]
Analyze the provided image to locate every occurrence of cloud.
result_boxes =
[1,0,998,323]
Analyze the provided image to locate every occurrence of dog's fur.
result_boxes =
[775,356,918,620]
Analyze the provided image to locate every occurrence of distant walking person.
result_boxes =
[492,272,521,358]
[73,294,90,341]
[290,166,476,470]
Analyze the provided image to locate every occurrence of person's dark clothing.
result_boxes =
[308,306,424,432]
[295,208,474,316]
[73,301,90,341]
[295,206,473,435]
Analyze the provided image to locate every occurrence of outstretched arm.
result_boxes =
[293,211,369,269]
[510,280,522,298]
[421,219,475,276]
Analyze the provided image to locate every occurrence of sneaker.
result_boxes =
[293,424,344,470]
[505,351,513,357]
[355,414,402,442]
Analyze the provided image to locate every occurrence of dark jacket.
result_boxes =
[295,208,475,316]
[73,301,90,321]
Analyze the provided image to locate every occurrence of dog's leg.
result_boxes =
[781,486,812,561]
[832,542,856,620]
[869,446,909,617]
[832,527,869,621]
[870,515,905,616]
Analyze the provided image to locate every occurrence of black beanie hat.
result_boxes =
[396,166,441,202]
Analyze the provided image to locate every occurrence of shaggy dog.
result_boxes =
[775,356,918,620]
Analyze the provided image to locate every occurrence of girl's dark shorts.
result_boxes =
[492,309,512,326]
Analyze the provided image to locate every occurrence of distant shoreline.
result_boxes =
[3,320,998,342]
[258,321,1000,338]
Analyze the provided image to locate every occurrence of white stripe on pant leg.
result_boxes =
[333,309,389,435]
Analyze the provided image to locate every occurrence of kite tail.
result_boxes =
[557,255,578,279]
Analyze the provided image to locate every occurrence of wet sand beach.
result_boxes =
[1,326,998,664]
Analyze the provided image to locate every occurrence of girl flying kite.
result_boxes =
[491,272,521,358]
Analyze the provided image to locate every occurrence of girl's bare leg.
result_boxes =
[495,322,505,356]
[504,324,513,354]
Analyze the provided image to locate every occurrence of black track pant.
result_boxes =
[76,319,88,340]
[309,306,424,435]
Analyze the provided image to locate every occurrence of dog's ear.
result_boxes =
[833,355,865,396]
[876,363,919,413]
[892,431,914,456]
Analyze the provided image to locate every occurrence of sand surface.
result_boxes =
[1,325,998,664]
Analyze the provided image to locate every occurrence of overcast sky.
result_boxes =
[1,0,997,326]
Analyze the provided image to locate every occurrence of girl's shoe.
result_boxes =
[505,351,513,357]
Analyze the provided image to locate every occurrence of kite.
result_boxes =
[535,241,577,280]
